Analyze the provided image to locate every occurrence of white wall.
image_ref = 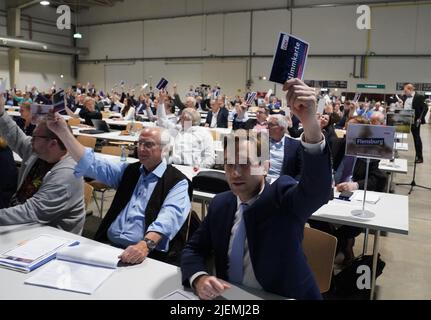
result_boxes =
[0,48,74,91]
[78,0,394,26]
[0,4,75,90]
[77,3,431,98]
[78,59,247,98]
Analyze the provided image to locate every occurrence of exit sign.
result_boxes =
[357,84,386,89]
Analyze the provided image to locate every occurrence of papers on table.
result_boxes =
[352,191,381,204]
[159,289,198,300]
[25,244,123,295]
[25,260,116,295]
[0,234,78,273]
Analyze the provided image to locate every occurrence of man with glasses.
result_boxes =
[0,96,85,234]
[46,115,192,266]
[251,105,269,132]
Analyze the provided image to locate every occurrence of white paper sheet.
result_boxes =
[56,244,122,269]
[352,191,380,204]
[0,234,76,265]
[25,260,115,295]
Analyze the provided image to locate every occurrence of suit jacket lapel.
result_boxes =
[281,136,289,172]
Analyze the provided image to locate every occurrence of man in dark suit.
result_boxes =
[403,83,428,163]
[267,114,303,181]
[181,78,332,300]
[205,99,229,128]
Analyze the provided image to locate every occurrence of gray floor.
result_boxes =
[369,123,431,299]
[84,123,431,300]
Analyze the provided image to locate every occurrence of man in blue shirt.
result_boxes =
[46,117,192,266]
[267,114,303,182]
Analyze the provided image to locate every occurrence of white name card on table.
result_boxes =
[352,191,380,204]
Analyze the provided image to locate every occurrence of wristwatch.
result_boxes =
[143,238,157,252]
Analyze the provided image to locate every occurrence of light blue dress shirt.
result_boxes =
[74,148,191,251]
[268,137,285,179]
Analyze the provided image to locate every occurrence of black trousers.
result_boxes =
[411,123,423,159]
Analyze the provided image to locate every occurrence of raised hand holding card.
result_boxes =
[269,32,309,84]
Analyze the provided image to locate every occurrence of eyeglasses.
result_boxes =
[137,140,159,149]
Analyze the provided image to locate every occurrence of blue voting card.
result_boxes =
[156,78,169,90]
[246,92,257,105]
[269,32,309,84]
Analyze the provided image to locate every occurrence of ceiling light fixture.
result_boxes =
[40,1,50,6]
[73,1,83,39]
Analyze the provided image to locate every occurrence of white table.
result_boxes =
[5,106,20,111]
[395,133,408,140]
[104,119,155,128]
[312,190,408,299]
[0,224,283,300]
[6,110,20,117]
[395,142,408,151]
[73,128,139,143]
[378,159,408,192]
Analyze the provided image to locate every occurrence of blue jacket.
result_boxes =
[280,136,303,181]
[181,144,332,300]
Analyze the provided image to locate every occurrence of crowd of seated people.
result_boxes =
[1,78,408,300]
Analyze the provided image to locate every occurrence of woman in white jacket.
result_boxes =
[157,91,215,169]
[120,98,136,121]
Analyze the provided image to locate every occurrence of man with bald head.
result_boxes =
[0,96,85,234]
[47,115,192,265]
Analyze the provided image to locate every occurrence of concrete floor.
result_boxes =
[84,123,431,300]
[369,123,431,299]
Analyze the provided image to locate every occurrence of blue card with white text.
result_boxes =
[156,78,169,90]
[269,32,309,84]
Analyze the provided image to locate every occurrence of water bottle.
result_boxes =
[120,145,127,162]
[330,169,335,200]
[129,117,135,136]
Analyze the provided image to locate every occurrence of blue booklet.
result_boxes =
[269,32,309,84]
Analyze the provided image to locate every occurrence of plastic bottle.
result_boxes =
[120,145,127,162]
[129,116,135,136]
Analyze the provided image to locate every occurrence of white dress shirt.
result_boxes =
[404,92,415,110]
[170,126,215,169]
[268,137,285,180]
[190,133,327,290]
[210,111,219,128]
